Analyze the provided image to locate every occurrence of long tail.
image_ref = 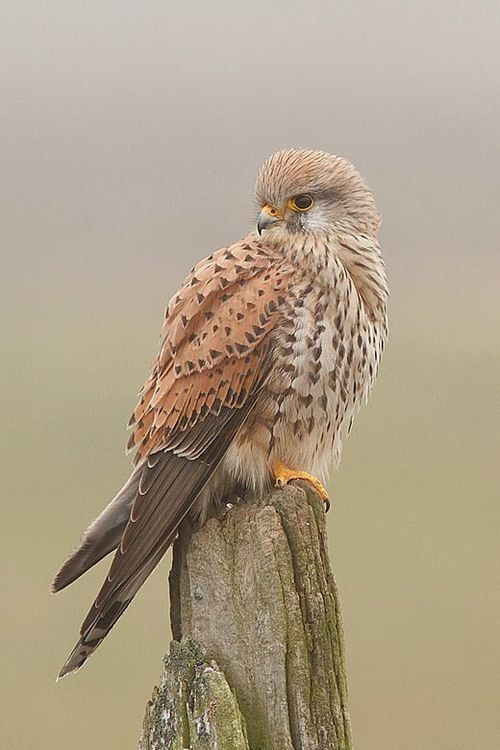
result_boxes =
[52,466,142,593]
[53,398,258,679]
[56,450,215,679]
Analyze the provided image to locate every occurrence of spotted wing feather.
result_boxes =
[128,238,293,461]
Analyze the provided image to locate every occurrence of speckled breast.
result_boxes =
[267,263,385,477]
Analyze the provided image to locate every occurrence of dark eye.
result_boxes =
[291,194,314,211]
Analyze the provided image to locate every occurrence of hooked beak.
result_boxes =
[257,204,284,235]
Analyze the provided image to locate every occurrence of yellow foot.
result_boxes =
[272,460,331,512]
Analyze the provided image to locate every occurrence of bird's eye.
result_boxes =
[290,194,314,211]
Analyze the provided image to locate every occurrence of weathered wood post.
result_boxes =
[138,483,352,750]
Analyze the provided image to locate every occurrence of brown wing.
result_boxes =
[57,237,294,677]
[128,237,293,460]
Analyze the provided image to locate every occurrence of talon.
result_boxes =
[272,460,330,511]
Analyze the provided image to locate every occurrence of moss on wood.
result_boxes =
[139,484,352,750]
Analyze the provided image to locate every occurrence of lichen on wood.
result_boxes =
[138,638,249,750]
[139,483,352,750]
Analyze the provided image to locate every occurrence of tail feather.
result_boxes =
[52,465,142,593]
[57,451,213,679]
[55,395,260,678]
[57,534,169,679]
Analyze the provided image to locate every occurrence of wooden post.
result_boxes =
[138,483,352,750]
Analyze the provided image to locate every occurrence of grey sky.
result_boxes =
[2,0,499,320]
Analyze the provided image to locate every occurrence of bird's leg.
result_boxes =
[272,459,331,512]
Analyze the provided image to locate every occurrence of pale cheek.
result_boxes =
[284,207,331,234]
[301,207,332,231]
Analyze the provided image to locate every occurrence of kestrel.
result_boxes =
[53,148,388,678]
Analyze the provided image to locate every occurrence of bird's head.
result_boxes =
[254,148,380,239]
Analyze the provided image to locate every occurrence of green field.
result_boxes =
[2,308,498,749]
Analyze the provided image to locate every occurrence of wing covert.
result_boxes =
[128,237,293,461]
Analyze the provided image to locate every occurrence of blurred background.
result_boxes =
[1,1,499,748]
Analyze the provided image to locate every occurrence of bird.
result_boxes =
[52,148,388,678]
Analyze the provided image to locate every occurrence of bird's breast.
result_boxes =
[223,262,386,494]
[264,269,385,476]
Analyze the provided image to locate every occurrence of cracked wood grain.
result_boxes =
[138,484,352,750]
